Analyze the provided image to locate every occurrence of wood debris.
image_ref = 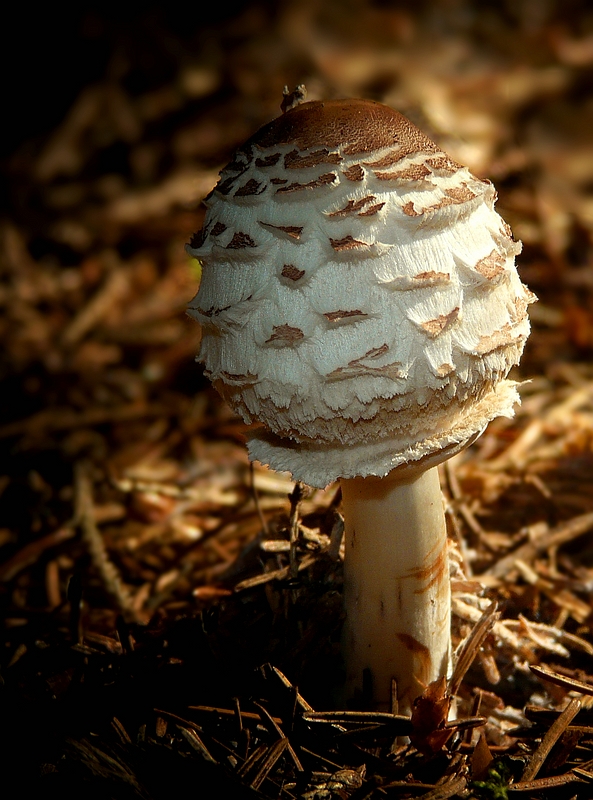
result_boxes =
[3,2,593,797]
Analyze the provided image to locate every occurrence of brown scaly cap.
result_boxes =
[241,99,442,157]
[190,97,533,487]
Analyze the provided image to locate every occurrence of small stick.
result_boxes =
[249,461,269,536]
[530,664,593,696]
[45,559,62,609]
[486,512,593,579]
[418,775,467,800]
[449,601,500,696]
[74,462,135,618]
[303,709,411,728]
[250,738,288,790]
[111,717,132,744]
[190,704,282,725]
[327,511,344,561]
[520,697,581,782]
[236,744,268,779]
[270,665,314,713]
[61,258,129,346]
[509,773,583,792]
[234,553,316,591]
[0,526,75,582]
[466,692,483,745]
[445,459,491,551]
[252,701,303,772]
[177,726,217,763]
[288,482,305,579]
[0,402,169,439]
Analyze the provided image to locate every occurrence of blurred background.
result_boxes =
[2,1,593,792]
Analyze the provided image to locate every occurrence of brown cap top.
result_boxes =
[243,99,442,157]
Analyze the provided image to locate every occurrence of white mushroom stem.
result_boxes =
[340,465,451,715]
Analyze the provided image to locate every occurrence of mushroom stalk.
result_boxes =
[340,465,450,714]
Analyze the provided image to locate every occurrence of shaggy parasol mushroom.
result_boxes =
[187,98,534,714]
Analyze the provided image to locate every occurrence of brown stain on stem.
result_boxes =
[407,541,448,594]
[396,633,433,686]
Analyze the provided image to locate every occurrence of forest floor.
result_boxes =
[2,3,593,797]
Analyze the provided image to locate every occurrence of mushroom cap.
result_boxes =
[188,99,534,488]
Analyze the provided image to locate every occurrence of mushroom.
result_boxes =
[187,98,534,714]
